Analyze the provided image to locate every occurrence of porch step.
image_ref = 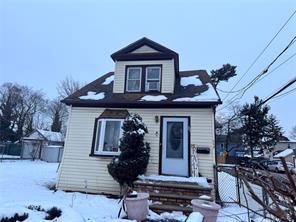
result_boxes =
[135,180,212,197]
[149,204,192,215]
[149,192,213,205]
[134,179,212,214]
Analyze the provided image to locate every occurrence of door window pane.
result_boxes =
[103,120,121,152]
[166,121,184,159]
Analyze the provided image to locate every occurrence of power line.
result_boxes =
[254,51,296,85]
[266,87,296,104]
[222,9,296,101]
[258,77,296,106]
[217,36,296,111]
[217,51,296,94]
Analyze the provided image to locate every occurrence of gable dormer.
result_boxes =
[111,37,179,94]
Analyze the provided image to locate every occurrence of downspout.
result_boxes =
[213,105,221,204]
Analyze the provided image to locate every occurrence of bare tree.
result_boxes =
[216,104,242,156]
[0,83,22,141]
[14,85,46,139]
[56,76,83,134]
[290,125,296,140]
[48,98,67,133]
[0,83,46,141]
[57,76,82,99]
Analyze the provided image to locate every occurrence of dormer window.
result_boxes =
[145,67,161,92]
[126,67,142,92]
[125,65,162,93]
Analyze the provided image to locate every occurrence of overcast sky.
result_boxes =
[0,0,295,137]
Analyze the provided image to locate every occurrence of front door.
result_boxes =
[161,117,189,177]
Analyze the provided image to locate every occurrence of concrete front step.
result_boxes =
[135,180,211,191]
[134,179,213,214]
[150,204,193,215]
[149,192,214,206]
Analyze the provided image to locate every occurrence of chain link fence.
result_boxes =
[0,142,63,162]
[0,143,22,159]
[216,164,269,218]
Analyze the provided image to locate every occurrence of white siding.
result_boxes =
[57,107,216,195]
[113,60,175,94]
[130,45,159,54]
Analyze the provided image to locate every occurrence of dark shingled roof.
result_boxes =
[61,70,222,108]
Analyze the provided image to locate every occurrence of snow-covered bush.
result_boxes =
[0,213,28,222]
[107,113,150,194]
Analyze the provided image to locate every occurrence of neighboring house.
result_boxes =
[22,129,64,162]
[271,140,296,163]
[57,37,221,195]
[216,135,246,157]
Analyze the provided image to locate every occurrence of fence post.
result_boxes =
[235,166,241,205]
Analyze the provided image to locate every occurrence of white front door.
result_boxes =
[161,117,189,177]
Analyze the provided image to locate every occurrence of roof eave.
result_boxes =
[62,99,222,108]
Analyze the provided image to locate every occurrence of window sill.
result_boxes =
[89,153,120,158]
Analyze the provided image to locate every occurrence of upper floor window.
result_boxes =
[145,67,161,92]
[125,65,161,93]
[126,67,142,92]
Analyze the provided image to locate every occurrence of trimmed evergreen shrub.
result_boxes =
[108,113,150,193]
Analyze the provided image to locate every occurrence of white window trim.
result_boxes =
[145,66,161,92]
[94,118,124,155]
[126,67,142,92]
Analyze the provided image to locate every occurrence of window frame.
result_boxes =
[126,67,142,92]
[145,66,161,92]
[91,118,124,156]
[125,65,162,93]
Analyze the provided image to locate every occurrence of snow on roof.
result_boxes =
[173,84,219,102]
[138,174,209,188]
[79,92,105,100]
[181,75,203,87]
[102,75,114,85]
[140,95,168,101]
[274,148,294,158]
[37,129,64,142]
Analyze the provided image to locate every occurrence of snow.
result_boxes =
[102,75,114,85]
[0,154,20,158]
[274,148,294,158]
[180,75,203,87]
[148,211,186,221]
[0,202,83,222]
[79,91,105,100]
[173,84,219,102]
[138,174,210,188]
[0,160,270,222]
[186,212,203,222]
[130,129,145,135]
[37,129,64,142]
[140,95,167,101]
[199,195,212,200]
[0,160,132,222]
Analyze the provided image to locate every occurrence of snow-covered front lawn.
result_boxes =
[0,160,130,222]
[0,160,265,222]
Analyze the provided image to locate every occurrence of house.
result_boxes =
[57,37,221,195]
[216,135,246,157]
[22,129,64,162]
[272,140,296,163]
